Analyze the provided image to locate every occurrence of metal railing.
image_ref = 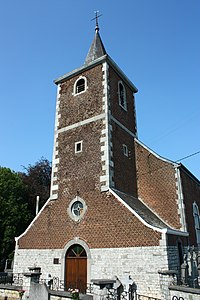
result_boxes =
[0,273,23,286]
[0,274,162,300]
[106,287,161,300]
[136,295,161,300]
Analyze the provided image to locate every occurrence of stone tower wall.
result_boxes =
[108,66,138,196]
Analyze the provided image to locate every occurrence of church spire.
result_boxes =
[84,12,107,65]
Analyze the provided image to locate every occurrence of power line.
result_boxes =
[137,149,200,178]
[175,150,200,163]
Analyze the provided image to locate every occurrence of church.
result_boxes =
[13,18,200,299]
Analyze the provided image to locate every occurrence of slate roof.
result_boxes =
[84,29,107,64]
[112,189,171,230]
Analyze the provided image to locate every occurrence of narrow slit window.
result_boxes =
[123,144,128,157]
[75,141,83,153]
[118,81,127,110]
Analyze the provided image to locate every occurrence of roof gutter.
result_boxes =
[54,54,138,93]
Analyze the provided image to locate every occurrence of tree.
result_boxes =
[0,167,31,271]
[20,157,51,216]
[0,158,51,271]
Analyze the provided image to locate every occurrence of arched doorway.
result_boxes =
[65,244,87,293]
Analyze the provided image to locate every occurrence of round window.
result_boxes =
[67,196,87,222]
[71,201,84,217]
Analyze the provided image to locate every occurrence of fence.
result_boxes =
[106,287,161,300]
[0,273,23,286]
[4,273,190,300]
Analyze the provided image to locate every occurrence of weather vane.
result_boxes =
[91,10,102,32]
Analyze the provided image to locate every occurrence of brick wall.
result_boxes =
[111,122,137,196]
[18,60,162,250]
[109,65,137,196]
[109,66,137,134]
[180,168,200,246]
[58,121,103,194]
[135,140,181,229]
[18,189,161,249]
[58,64,104,129]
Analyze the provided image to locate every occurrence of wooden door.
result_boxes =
[65,244,87,293]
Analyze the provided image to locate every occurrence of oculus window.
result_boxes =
[71,201,83,217]
[68,196,87,222]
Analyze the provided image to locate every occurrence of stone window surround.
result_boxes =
[73,76,88,96]
[118,80,127,111]
[75,140,83,154]
[123,144,128,157]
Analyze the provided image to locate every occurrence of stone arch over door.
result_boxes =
[62,238,91,293]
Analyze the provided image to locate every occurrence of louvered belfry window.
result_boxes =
[76,78,85,93]
[118,81,127,110]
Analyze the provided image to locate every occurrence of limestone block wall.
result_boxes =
[167,246,179,270]
[169,286,200,300]
[0,288,19,300]
[13,249,63,280]
[90,246,168,299]
[14,245,170,298]
[50,296,71,300]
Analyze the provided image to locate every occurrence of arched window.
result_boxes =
[66,244,87,258]
[193,202,200,246]
[118,81,127,110]
[74,77,87,95]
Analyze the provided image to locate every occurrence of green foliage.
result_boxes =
[0,158,51,271]
[0,167,31,271]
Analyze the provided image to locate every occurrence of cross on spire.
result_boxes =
[91,11,102,32]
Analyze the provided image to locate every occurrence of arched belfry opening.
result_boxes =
[65,244,87,293]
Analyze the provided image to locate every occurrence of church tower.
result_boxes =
[15,17,195,299]
[50,19,138,202]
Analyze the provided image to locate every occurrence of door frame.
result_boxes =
[61,238,91,288]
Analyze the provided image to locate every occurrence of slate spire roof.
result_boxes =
[84,18,106,64]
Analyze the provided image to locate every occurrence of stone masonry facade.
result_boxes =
[14,244,169,298]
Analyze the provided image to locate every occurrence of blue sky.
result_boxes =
[0,0,199,179]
